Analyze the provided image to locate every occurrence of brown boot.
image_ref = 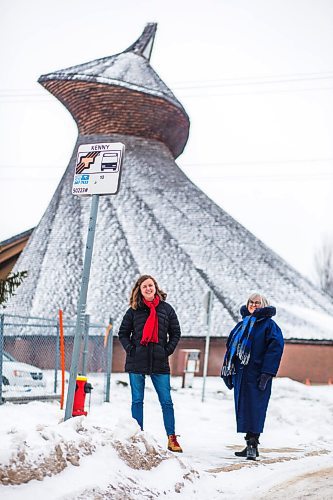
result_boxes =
[167,434,183,453]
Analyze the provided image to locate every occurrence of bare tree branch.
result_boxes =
[314,239,333,298]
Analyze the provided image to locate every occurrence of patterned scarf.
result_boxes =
[140,296,160,346]
[221,315,257,376]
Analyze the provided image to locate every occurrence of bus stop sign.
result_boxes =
[72,142,125,196]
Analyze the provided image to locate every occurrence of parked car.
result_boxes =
[2,351,46,389]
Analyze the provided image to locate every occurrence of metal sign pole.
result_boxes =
[202,291,213,402]
[81,314,90,376]
[64,194,100,420]
[105,317,114,403]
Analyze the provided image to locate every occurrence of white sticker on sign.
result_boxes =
[72,142,125,196]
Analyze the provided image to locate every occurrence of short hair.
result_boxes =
[129,275,167,310]
[246,292,269,308]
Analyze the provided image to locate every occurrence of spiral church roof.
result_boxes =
[38,23,189,159]
[5,24,333,341]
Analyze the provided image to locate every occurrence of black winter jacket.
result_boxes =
[118,301,181,374]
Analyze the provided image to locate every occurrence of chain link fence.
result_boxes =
[0,313,113,404]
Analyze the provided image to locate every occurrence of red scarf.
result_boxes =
[141,296,160,346]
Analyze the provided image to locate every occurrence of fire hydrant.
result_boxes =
[72,375,93,417]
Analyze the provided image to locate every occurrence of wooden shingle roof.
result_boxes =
[38,24,189,158]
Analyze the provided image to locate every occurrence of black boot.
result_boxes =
[234,446,248,457]
[246,437,259,461]
[235,445,259,457]
[235,434,259,458]
[235,444,259,457]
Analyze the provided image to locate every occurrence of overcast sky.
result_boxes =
[0,0,332,282]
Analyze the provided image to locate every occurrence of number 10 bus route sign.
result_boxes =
[72,142,125,196]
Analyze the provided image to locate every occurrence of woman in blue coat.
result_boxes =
[221,293,284,460]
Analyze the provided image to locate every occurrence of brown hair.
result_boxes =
[129,275,167,310]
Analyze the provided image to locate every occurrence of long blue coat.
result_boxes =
[227,305,284,434]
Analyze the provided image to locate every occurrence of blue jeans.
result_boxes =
[129,373,175,436]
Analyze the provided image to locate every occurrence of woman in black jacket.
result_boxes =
[118,275,182,452]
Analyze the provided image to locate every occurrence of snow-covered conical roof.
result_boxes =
[5,25,333,341]
[7,132,333,340]
[38,23,189,158]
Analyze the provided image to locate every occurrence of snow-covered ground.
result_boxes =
[0,375,332,499]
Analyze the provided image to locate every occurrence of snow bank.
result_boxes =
[0,375,332,499]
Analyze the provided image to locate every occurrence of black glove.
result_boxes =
[222,375,234,390]
[258,373,272,391]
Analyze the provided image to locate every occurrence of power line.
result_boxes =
[170,69,333,86]
[1,177,60,182]
[0,158,332,170]
[1,173,332,183]
[1,71,333,102]
[192,173,333,181]
[173,74,333,91]
[181,158,333,167]
[1,166,333,181]
[178,86,333,99]
[1,85,330,103]
[0,165,63,169]
[2,70,333,94]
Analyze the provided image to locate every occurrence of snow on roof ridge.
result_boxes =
[38,26,187,117]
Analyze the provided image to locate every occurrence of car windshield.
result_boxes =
[3,351,16,362]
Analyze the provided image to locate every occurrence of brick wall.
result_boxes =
[5,336,332,384]
[42,80,189,158]
[113,337,333,384]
